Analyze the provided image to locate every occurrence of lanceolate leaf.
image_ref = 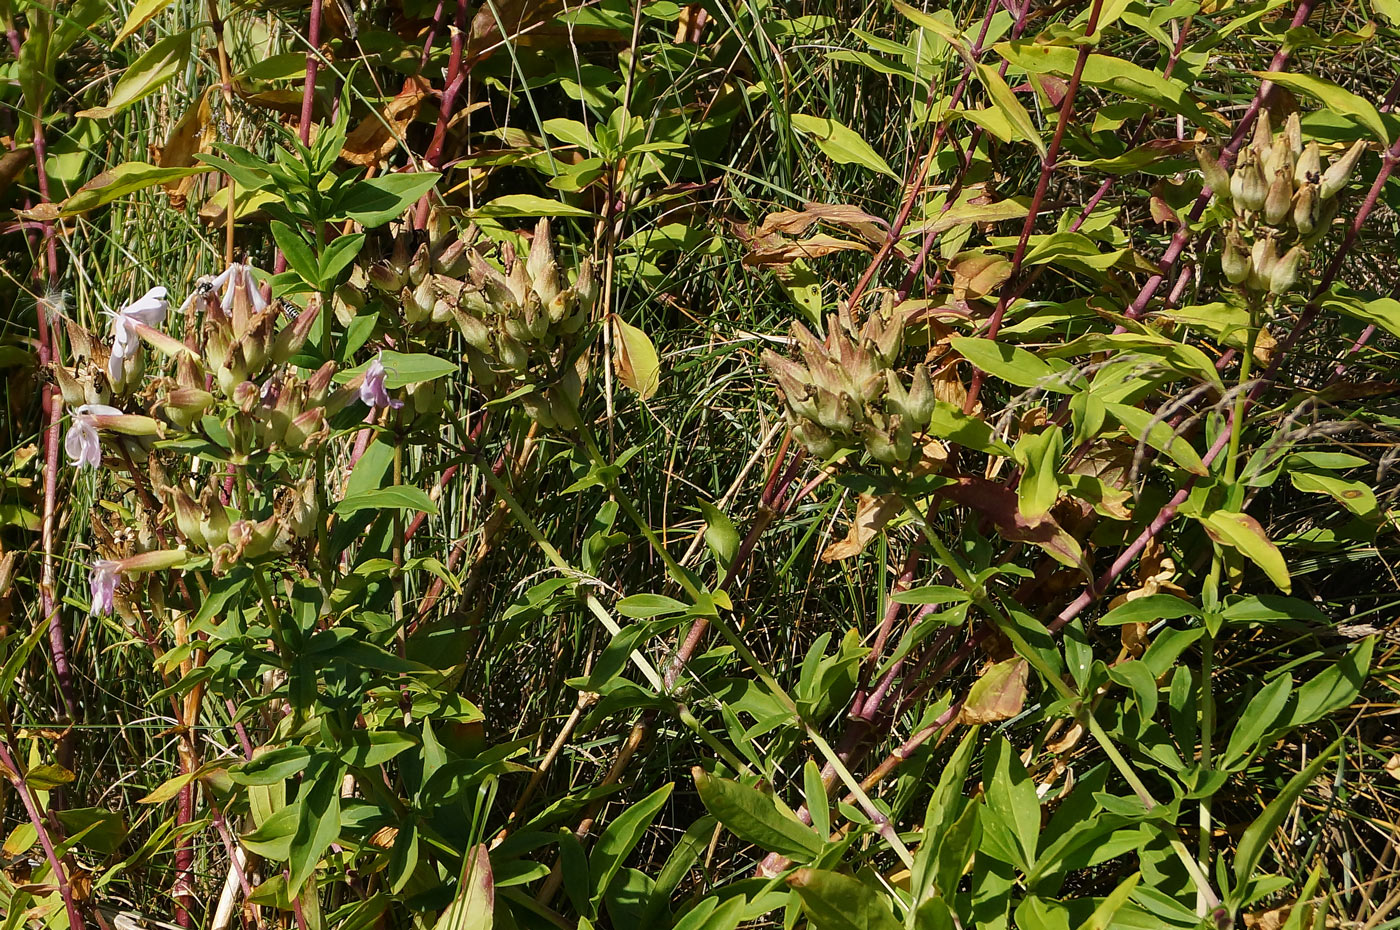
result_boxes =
[693,768,823,860]
[788,868,903,930]
[1232,741,1341,889]
[78,29,193,119]
[791,114,900,179]
[613,317,662,400]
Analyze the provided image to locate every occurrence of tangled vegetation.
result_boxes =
[2,0,1399,928]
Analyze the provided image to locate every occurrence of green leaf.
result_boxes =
[0,621,51,704]
[1287,637,1372,728]
[975,63,1045,156]
[543,118,599,153]
[77,29,192,119]
[1097,594,1201,626]
[114,0,176,45]
[590,783,673,901]
[336,172,442,226]
[230,746,312,786]
[612,317,662,400]
[949,337,1074,393]
[615,594,689,619]
[803,760,830,839]
[433,843,493,930]
[927,400,1013,456]
[892,585,971,605]
[471,194,597,218]
[53,162,212,217]
[694,768,823,860]
[699,500,739,572]
[242,803,300,860]
[25,764,75,790]
[335,486,439,517]
[788,868,902,930]
[1106,403,1208,476]
[1232,740,1340,889]
[985,735,1039,868]
[1254,72,1390,145]
[790,114,899,179]
[289,758,342,888]
[378,351,457,387]
[272,222,319,286]
[1222,674,1292,769]
[320,233,366,288]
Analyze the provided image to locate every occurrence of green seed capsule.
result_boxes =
[1291,183,1320,236]
[1222,232,1251,285]
[1263,170,1294,226]
[1319,140,1367,201]
[1196,144,1231,197]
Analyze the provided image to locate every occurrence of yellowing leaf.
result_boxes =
[433,844,494,930]
[790,114,899,179]
[1199,509,1291,593]
[958,657,1029,724]
[78,29,192,119]
[975,63,1045,156]
[821,493,900,562]
[55,161,213,218]
[613,317,661,400]
[114,0,176,46]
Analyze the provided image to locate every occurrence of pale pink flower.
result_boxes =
[359,353,404,410]
[106,287,169,382]
[212,262,268,313]
[64,403,124,470]
[89,559,121,616]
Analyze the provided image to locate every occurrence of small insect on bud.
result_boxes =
[1292,183,1320,236]
[1294,141,1323,186]
[1196,144,1232,198]
[1268,245,1306,294]
[1263,170,1294,226]
[1319,140,1367,201]
[1222,231,1251,284]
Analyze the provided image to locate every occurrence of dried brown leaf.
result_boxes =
[342,76,432,167]
[958,657,1028,724]
[821,493,900,562]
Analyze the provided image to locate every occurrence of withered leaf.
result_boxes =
[743,233,873,266]
[159,86,213,206]
[938,476,1088,572]
[950,252,1013,302]
[821,493,901,562]
[342,76,432,167]
[958,657,1028,724]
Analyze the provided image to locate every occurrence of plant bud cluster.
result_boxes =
[763,304,937,467]
[1200,113,1364,296]
[454,219,598,429]
[354,208,475,330]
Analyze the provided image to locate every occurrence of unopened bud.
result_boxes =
[1268,245,1306,294]
[1283,113,1302,156]
[793,420,836,459]
[1231,155,1268,213]
[1196,145,1231,197]
[1292,183,1320,235]
[433,239,471,278]
[369,262,406,294]
[1319,140,1366,200]
[1249,235,1278,291]
[1294,141,1322,186]
[1263,170,1293,226]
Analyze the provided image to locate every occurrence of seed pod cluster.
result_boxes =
[763,304,936,467]
[451,219,599,429]
[1200,112,1366,296]
[356,209,476,330]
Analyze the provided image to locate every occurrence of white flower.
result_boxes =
[106,286,169,383]
[89,559,121,615]
[212,262,268,314]
[359,353,404,410]
[64,403,124,470]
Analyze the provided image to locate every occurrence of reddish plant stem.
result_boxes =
[414,0,470,230]
[0,737,85,930]
[419,0,447,67]
[964,0,1107,412]
[844,0,1008,311]
[299,0,324,147]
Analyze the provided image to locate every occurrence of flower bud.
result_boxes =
[1263,170,1294,226]
[1249,234,1278,292]
[1268,245,1306,294]
[272,296,322,365]
[433,239,471,278]
[53,363,89,407]
[170,486,207,547]
[1291,183,1320,235]
[1319,140,1366,200]
[1231,154,1267,212]
[283,408,327,450]
[793,420,836,459]
[1294,141,1322,186]
[1283,113,1302,156]
[369,261,406,294]
[1196,144,1231,197]
[233,380,261,414]
[1221,232,1251,285]
[863,426,898,465]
